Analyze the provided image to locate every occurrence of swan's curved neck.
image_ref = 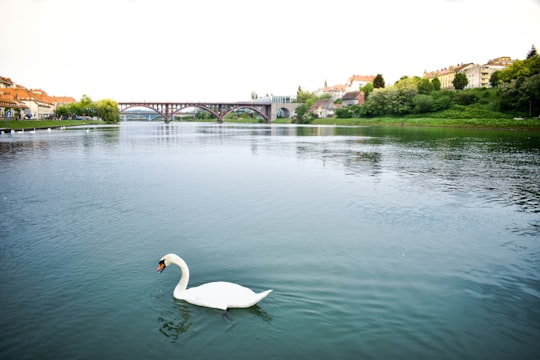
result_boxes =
[170,254,190,293]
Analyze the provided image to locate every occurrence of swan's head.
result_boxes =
[156,254,174,273]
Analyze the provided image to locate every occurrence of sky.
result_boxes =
[1,0,539,102]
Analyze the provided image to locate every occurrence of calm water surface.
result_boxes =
[1,122,539,359]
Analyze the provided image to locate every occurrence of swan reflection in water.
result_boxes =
[158,302,193,341]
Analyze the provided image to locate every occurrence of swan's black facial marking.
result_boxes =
[156,259,166,273]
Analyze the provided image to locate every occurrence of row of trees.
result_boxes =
[56,95,120,123]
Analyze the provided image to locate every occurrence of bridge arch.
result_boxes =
[221,106,269,121]
[119,104,167,120]
[170,105,220,121]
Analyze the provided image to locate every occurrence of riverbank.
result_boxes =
[309,117,540,130]
[2,117,539,131]
[0,119,106,133]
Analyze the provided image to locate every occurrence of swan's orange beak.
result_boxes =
[156,261,166,273]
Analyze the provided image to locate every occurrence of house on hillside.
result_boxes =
[309,98,339,118]
[342,91,365,106]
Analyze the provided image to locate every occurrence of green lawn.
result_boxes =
[1,119,106,131]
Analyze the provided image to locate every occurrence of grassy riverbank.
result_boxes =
[1,119,106,131]
[2,117,539,131]
[310,117,540,130]
[183,116,540,130]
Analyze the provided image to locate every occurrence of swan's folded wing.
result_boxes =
[184,282,270,310]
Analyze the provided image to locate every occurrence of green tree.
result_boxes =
[373,74,385,88]
[452,73,468,90]
[431,77,441,91]
[497,49,540,115]
[431,91,452,111]
[490,71,500,87]
[455,92,478,105]
[80,94,92,107]
[55,104,71,118]
[95,99,120,123]
[360,82,374,100]
[412,94,434,113]
[297,87,316,103]
[335,107,352,118]
[294,104,309,123]
[417,78,434,94]
[394,76,420,90]
[497,58,535,83]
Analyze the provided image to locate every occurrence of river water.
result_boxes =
[1,122,539,359]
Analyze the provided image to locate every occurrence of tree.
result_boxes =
[431,77,441,91]
[80,94,92,107]
[394,76,420,90]
[496,49,540,115]
[452,73,468,90]
[294,104,309,123]
[373,74,385,88]
[490,71,500,87]
[296,88,317,104]
[360,82,374,100]
[335,107,352,118]
[95,99,120,123]
[527,44,538,59]
[412,94,434,113]
[417,78,434,94]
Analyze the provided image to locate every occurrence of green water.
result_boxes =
[1,122,539,359]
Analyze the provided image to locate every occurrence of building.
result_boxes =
[316,84,346,101]
[424,63,472,90]
[341,91,365,106]
[424,56,514,89]
[0,74,75,119]
[345,75,375,92]
[309,98,338,118]
[315,74,374,103]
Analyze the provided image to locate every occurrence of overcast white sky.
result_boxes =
[1,0,539,102]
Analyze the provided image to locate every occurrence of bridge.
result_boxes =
[118,98,300,123]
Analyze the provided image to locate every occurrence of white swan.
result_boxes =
[157,253,272,310]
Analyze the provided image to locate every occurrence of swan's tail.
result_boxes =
[256,289,273,302]
[229,289,273,309]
